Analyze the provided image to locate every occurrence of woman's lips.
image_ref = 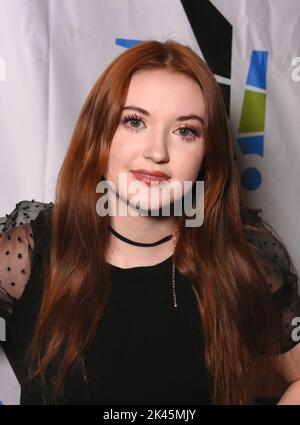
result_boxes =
[131,171,169,186]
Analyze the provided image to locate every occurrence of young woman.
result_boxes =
[0,39,300,405]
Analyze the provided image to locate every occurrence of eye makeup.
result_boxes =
[120,113,202,142]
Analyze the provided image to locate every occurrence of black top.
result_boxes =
[0,200,300,405]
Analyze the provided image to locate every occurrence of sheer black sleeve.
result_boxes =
[242,207,300,354]
[0,200,53,318]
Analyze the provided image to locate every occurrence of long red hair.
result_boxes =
[26,39,283,404]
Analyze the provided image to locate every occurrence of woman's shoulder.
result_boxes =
[0,199,54,233]
[0,200,54,317]
[241,206,294,280]
[241,206,300,354]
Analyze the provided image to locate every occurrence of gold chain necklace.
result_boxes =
[171,228,178,308]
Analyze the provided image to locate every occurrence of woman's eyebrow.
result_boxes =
[122,105,204,124]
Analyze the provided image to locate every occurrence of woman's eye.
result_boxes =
[127,118,143,128]
[120,114,201,141]
[175,126,201,141]
[121,114,145,132]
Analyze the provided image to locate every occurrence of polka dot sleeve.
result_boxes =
[0,200,53,316]
[242,207,300,354]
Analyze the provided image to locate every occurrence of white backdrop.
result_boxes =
[0,0,299,404]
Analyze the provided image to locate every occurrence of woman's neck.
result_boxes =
[105,214,176,268]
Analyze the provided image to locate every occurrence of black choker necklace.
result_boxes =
[108,224,178,308]
[108,225,172,247]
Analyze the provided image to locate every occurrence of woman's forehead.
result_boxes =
[124,70,205,118]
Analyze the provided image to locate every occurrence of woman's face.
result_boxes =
[105,69,205,215]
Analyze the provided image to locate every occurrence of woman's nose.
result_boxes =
[142,130,170,163]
